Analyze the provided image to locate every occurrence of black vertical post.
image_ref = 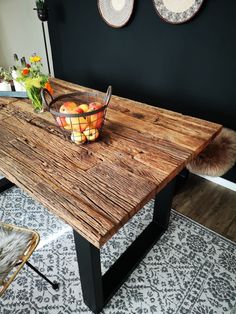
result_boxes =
[41,22,51,75]
[73,231,104,314]
[153,179,176,230]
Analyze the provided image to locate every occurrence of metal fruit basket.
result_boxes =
[41,86,112,144]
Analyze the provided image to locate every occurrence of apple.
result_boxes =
[56,116,67,127]
[63,124,72,131]
[75,107,84,114]
[64,107,89,132]
[71,131,86,144]
[88,102,104,129]
[83,127,99,141]
[66,117,89,132]
[79,104,89,112]
[73,116,89,132]
[89,111,104,129]
[88,102,103,111]
[59,101,78,113]
[65,107,83,126]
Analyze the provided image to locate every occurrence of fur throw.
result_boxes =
[187,128,236,177]
[0,224,33,285]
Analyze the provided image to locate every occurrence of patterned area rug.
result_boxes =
[0,186,236,314]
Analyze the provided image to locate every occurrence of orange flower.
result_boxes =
[22,68,30,76]
[44,82,53,95]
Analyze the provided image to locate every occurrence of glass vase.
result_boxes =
[26,86,44,113]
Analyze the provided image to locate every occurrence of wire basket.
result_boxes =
[41,86,112,144]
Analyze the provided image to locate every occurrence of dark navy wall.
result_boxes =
[47,0,236,131]
[47,0,236,181]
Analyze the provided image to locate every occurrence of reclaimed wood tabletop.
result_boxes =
[0,78,222,248]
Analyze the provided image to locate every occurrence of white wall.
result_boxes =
[0,0,53,75]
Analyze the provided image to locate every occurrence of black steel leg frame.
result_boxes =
[0,177,15,193]
[73,178,176,314]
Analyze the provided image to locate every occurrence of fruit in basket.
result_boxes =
[79,104,89,112]
[63,124,72,131]
[88,102,104,129]
[71,131,87,144]
[83,127,99,141]
[88,102,103,111]
[56,116,67,127]
[59,101,78,113]
[64,107,83,124]
[89,112,104,129]
[64,107,88,132]
[75,107,84,114]
[66,116,89,132]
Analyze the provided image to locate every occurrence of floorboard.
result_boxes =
[173,173,236,242]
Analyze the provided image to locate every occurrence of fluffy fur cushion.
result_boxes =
[0,225,33,285]
[187,128,236,177]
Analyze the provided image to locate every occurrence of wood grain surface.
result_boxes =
[0,78,222,247]
[173,174,236,242]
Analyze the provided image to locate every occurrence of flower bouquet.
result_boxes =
[14,53,53,112]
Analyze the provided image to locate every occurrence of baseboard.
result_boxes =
[197,174,236,192]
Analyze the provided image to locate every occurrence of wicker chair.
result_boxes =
[0,221,59,297]
[0,177,59,296]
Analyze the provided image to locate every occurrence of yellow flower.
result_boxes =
[30,55,41,63]
[25,77,42,89]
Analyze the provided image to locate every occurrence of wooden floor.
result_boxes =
[173,173,236,242]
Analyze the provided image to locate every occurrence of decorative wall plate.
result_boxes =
[153,0,204,24]
[98,0,135,28]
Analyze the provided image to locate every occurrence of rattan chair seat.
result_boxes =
[0,222,39,296]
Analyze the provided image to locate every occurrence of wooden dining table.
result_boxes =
[0,78,222,313]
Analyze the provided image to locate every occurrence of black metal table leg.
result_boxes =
[175,168,189,193]
[153,179,176,230]
[73,231,104,314]
[73,178,176,314]
[0,178,15,193]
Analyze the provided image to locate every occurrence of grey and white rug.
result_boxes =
[0,186,236,314]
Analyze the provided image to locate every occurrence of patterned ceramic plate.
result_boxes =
[153,0,204,24]
[98,0,135,28]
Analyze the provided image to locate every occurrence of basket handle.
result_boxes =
[104,85,112,107]
[41,88,54,109]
